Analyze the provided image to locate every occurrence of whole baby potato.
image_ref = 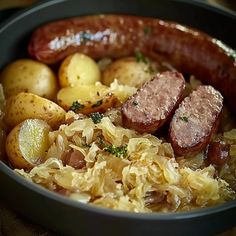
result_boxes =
[5,119,51,170]
[101,57,157,88]
[0,59,58,100]
[4,92,66,129]
[59,53,101,87]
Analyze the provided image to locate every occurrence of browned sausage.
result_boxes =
[206,141,230,168]
[54,186,71,196]
[121,71,185,133]
[28,15,236,114]
[62,149,86,169]
[169,85,223,156]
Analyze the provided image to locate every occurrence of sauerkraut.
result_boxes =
[15,111,236,213]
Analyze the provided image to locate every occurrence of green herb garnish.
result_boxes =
[90,112,104,124]
[69,101,85,112]
[143,26,152,35]
[77,75,80,80]
[135,50,148,64]
[179,116,188,122]
[80,32,92,43]
[92,99,103,108]
[104,145,128,158]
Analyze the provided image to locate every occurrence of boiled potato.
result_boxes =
[57,83,118,114]
[59,53,101,87]
[4,92,66,129]
[0,84,5,110]
[0,59,58,100]
[101,57,157,88]
[6,119,51,169]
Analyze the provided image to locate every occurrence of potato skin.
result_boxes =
[6,123,32,169]
[59,53,101,87]
[57,84,118,114]
[0,59,58,100]
[4,92,66,129]
[101,57,156,87]
[5,119,51,170]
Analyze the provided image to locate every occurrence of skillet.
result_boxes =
[0,0,236,235]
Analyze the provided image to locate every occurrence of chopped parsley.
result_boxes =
[80,32,92,43]
[90,112,104,124]
[179,116,188,122]
[69,101,85,112]
[92,99,103,108]
[135,50,148,64]
[132,101,138,106]
[104,144,128,158]
[77,75,80,80]
[143,26,152,35]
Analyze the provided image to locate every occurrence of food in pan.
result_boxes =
[0,14,236,213]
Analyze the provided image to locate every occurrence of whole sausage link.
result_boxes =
[28,15,236,114]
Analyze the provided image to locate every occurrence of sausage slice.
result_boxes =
[121,71,185,133]
[169,85,223,156]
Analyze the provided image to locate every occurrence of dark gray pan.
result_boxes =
[0,0,235,235]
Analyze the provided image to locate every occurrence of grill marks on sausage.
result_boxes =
[169,85,223,156]
[121,71,185,133]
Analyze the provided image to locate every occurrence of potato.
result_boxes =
[0,84,5,110]
[101,57,157,88]
[5,119,51,169]
[57,83,118,114]
[0,59,58,100]
[4,92,66,129]
[59,53,101,87]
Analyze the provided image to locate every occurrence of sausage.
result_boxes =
[169,85,223,156]
[121,71,185,133]
[54,186,71,196]
[28,15,236,114]
[62,149,86,169]
[206,141,230,168]
[145,190,167,208]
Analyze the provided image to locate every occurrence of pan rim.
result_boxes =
[0,0,235,33]
[0,0,235,222]
[1,160,236,220]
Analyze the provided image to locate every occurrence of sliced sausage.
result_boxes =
[121,71,185,133]
[169,85,223,156]
[206,141,230,168]
[54,186,71,196]
[62,149,86,169]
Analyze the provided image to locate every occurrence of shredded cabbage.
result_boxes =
[15,113,236,213]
